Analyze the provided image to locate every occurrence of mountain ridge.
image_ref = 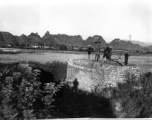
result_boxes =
[122,39,151,47]
[0,31,151,51]
[109,38,142,51]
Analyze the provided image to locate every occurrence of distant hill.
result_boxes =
[28,33,42,42]
[147,45,152,52]
[147,42,152,46]
[15,34,31,45]
[0,31,149,51]
[42,32,106,48]
[45,32,85,47]
[84,35,106,48]
[42,31,84,47]
[0,33,5,44]
[16,33,41,46]
[0,32,18,45]
[123,40,151,47]
[110,38,142,51]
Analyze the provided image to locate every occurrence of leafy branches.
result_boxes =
[0,63,63,119]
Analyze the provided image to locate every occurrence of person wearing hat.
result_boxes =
[95,41,101,61]
[87,45,92,60]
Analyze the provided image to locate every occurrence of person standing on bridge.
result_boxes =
[95,36,102,61]
[102,44,112,62]
[124,50,130,65]
[108,46,112,60]
[87,45,92,60]
[95,41,100,61]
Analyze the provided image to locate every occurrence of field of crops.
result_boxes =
[0,51,152,72]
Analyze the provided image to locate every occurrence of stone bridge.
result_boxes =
[66,59,141,92]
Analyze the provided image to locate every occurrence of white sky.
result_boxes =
[0,0,151,43]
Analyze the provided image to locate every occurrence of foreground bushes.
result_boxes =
[0,62,116,118]
[0,61,152,118]
[110,72,152,118]
[0,62,64,119]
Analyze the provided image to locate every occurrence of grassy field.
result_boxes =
[0,49,152,72]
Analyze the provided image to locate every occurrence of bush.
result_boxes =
[2,61,152,118]
[0,63,64,120]
[110,72,152,118]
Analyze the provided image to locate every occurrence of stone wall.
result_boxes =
[66,59,141,92]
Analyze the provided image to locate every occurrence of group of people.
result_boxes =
[87,41,130,66]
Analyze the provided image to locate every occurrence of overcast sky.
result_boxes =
[0,0,151,43]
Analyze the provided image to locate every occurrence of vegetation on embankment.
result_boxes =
[110,72,152,118]
[0,61,152,119]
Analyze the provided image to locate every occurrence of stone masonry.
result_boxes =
[66,59,141,92]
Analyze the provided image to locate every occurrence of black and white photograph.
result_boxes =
[0,0,152,119]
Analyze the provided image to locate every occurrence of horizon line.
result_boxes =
[0,30,151,44]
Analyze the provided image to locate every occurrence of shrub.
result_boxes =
[4,61,152,118]
[110,72,152,118]
[0,63,64,120]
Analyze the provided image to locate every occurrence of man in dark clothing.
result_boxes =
[124,50,130,65]
[102,45,112,62]
[87,45,92,60]
[108,46,112,60]
[103,47,107,60]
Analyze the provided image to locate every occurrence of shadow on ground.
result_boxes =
[30,65,115,118]
[53,84,115,118]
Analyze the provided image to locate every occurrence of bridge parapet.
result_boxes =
[66,59,141,92]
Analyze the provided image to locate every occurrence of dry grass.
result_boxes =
[0,51,151,72]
